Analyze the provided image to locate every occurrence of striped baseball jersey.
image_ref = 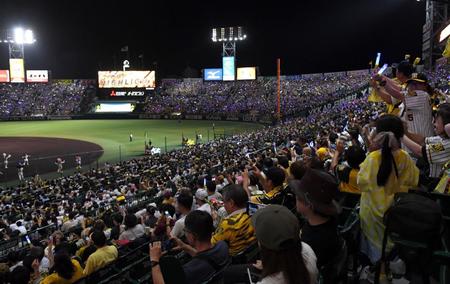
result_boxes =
[211,208,256,256]
[403,90,435,138]
[423,136,450,178]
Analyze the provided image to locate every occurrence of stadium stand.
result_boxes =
[0,80,96,118]
[0,63,449,284]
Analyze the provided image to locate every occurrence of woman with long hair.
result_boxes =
[358,114,419,264]
[252,205,317,284]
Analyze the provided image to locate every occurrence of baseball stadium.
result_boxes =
[0,1,450,284]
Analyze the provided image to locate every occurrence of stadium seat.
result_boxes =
[159,255,187,284]
[338,204,360,283]
[115,249,145,269]
[84,262,119,284]
[127,256,153,282]
[231,242,259,264]
[318,238,348,284]
[201,258,232,284]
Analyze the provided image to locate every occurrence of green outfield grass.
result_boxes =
[0,119,263,164]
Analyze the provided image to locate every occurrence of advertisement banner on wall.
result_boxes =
[236,67,256,80]
[26,70,49,83]
[9,59,25,83]
[0,70,9,82]
[203,68,223,81]
[222,56,235,81]
[98,71,155,89]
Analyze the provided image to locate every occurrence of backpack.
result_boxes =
[383,192,442,245]
[375,192,443,284]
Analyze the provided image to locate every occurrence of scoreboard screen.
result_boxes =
[98,71,155,89]
[95,102,135,113]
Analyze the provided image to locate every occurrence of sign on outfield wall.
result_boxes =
[204,68,223,81]
[26,70,49,83]
[9,58,25,83]
[0,70,9,82]
[222,56,235,81]
[98,71,155,89]
[237,67,256,80]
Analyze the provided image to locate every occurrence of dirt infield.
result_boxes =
[0,137,103,182]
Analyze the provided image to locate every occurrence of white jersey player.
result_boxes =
[22,154,30,166]
[55,158,65,174]
[17,162,24,181]
[3,153,11,169]
[75,156,82,170]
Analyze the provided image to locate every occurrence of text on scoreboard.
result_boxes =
[98,70,155,89]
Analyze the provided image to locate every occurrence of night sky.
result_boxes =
[0,0,425,79]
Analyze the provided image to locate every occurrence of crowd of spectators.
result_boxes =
[0,81,95,117]
[0,61,449,284]
[143,74,369,116]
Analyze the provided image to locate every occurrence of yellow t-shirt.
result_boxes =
[336,166,361,194]
[251,186,283,204]
[211,210,256,256]
[358,149,419,252]
[40,259,84,284]
[83,245,118,275]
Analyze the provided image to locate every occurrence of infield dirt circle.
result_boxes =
[0,137,103,182]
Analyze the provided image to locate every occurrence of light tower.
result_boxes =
[1,28,36,59]
[211,27,246,58]
[211,27,246,57]
[0,28,36,82]
[211,27,246,81]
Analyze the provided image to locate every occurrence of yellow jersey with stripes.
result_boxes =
[211,208,256,256]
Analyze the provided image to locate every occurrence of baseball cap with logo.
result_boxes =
[251,205,300,251]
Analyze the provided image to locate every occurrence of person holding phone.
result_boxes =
[150,210,229,284]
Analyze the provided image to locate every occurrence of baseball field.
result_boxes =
[0,119,263,182]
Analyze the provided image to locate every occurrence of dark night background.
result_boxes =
[0,0,425,79]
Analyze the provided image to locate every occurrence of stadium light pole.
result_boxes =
[0,28,36,60]
[211,26,247,59]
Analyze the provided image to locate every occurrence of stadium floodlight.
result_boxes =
[14,27,24,44]
[12,27,35,44]
[211,26,247,59]
[211,27,246,43]
[0,27,37,60]
[24,29,34,44]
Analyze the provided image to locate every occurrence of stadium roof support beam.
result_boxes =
[422,0,450,69]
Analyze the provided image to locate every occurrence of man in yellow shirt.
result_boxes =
[83,230,118,275]
[212,184,256,256]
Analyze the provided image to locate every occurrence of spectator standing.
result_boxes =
[358,114,419,263]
